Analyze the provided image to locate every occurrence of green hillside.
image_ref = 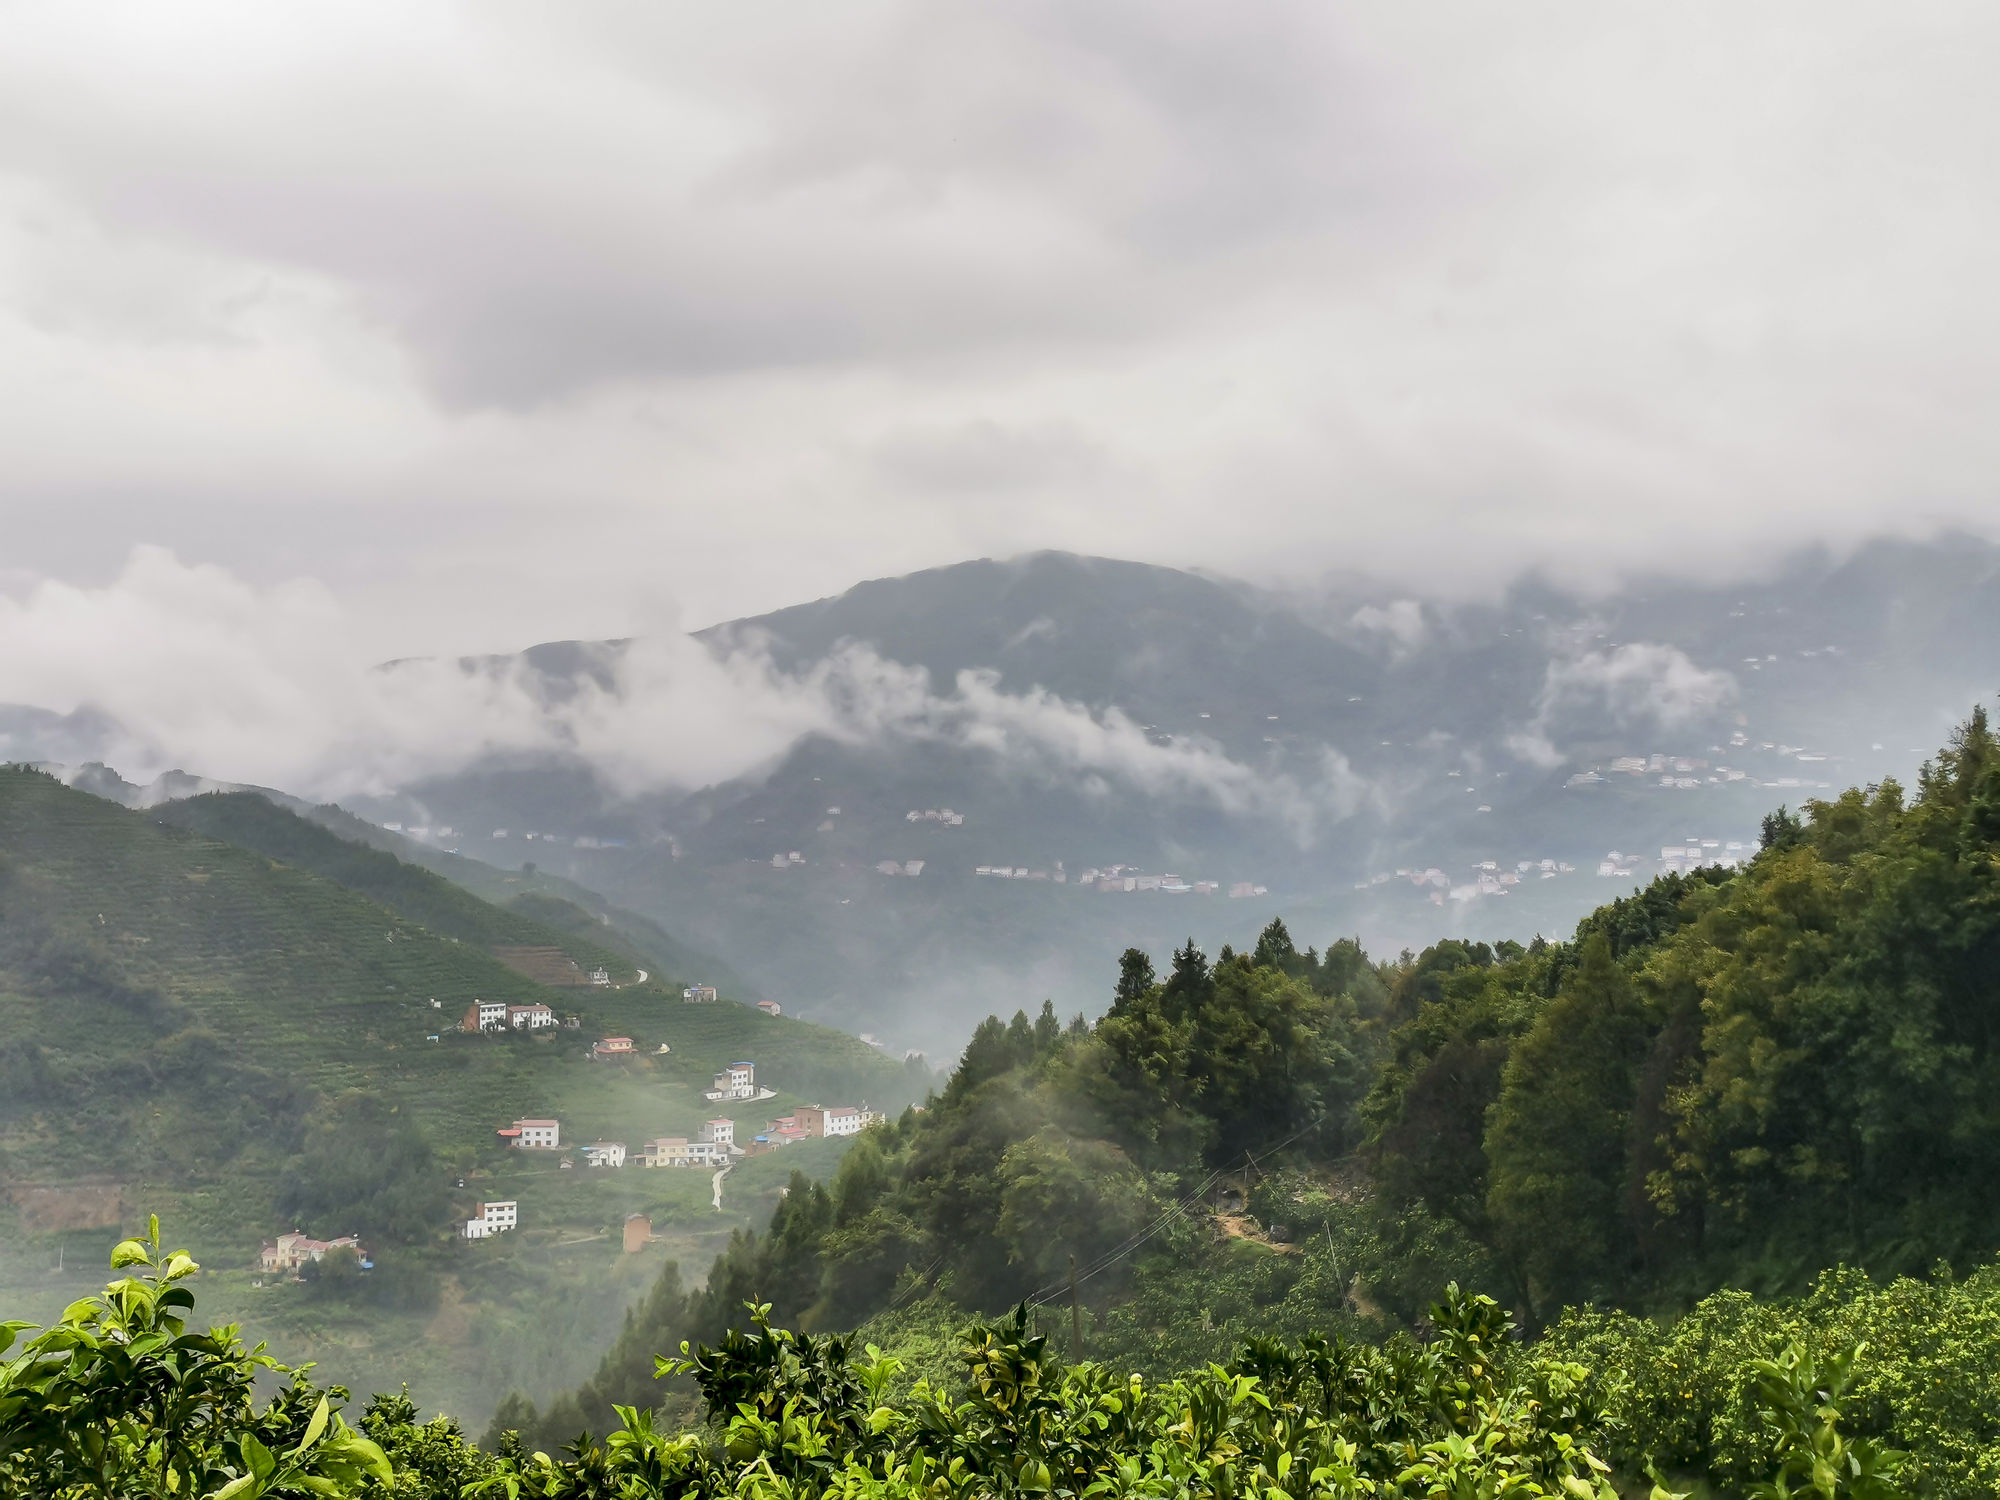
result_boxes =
[0,767,926,1426]
[292,798,757,1000]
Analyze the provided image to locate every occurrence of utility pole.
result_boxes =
[1068,1252,1083,1360]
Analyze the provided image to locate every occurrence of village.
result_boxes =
[974,861,1269,898]
[462,1059,880,1244]
[255,979,877,1276]
[1563,736,1838,795]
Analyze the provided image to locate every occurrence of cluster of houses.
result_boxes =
[875,859,926,878]
[490,1090,880,1180]
[492,1116,741,1173]
[971,862,1265,898]
[258,1231,368,1275]
[750,1104,872,1151]
[461,999,563,1032]
[906,808,965,825]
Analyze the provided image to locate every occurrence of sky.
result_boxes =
[3,2,1999,668]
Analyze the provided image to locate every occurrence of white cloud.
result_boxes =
[1510,642,1739,763]
[2,2,1999,639]
[0,548,1373,840]
[1349,599,1428,652]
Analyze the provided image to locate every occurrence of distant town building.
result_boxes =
[705,1062,757,1101]
[259,1231,363,1274]
[506,1003,556,1030]
[792,1105,868,1139]
[755,1000,782,1017]
[581,1141,627,1169]
[683,985,718,1004]
[498,1118,560,1149]
[623,1214,652,1253]
[462,999,509,1032]
[462,1201,517,1240]
[593,1037,635,1059]
[701,1118,734,1147]
[642,1136,726,1167]
[589,967,611,987]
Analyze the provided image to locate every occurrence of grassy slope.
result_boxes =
[296,801,760,1002]
[149,792,650,982]
[0,769,917,1424]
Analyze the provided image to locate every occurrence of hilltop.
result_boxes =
[0,768,925,1425]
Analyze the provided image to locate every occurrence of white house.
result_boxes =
[704,1062,757,1102]
[590,967,611,987]
[462,1201,517,1240]
[581,1141,627,1169]
[700,1118,734,1147]
[507,1003,556,1030]
[463,999,509,1032]
[499,1118,560,1149]
[823,1107,863,1137]
[683,985,718,1004]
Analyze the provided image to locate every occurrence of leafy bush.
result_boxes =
[0,1229,1935,1499]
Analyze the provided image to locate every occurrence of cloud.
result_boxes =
[4,2,2000,643]
[1509,642,1739,763]
[1348,599,1428,652]
[0,548,1372,840]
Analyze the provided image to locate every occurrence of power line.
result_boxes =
[1023,1116,1325,1308]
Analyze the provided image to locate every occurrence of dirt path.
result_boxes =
[711,1164,731,1211]
[1216,1211,1299,1253]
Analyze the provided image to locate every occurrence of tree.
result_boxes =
[1113,947,1155,1008]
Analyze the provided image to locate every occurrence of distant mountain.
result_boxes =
[12,537,2000,1053]
[311,538,1999,1052]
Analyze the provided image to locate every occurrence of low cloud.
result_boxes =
[1509,642,1739,764]
[1348,599,1428,653]
[0,548,1372,841]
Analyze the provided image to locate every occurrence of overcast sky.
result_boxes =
[5,1,2000,660]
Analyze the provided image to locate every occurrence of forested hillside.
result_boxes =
[0,769,923,1423]
[502,707,2000,1475]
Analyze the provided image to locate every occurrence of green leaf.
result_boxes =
[297,1394,330,1452]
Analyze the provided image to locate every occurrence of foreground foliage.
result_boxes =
[7,1232,1965,1499]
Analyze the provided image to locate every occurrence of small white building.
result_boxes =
[823,1107,863,1137]
[590,967,611,987]
[755,1000,782,1017]
[507,1003,556,1030]
[683,985,718,1005]
[581,1141,627,1169]
[464,999,510,1032]
[499,1118,561,1149]
[704,1062,757,1101]
[462,1201,517,1240]
[701,1118,734,1147]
